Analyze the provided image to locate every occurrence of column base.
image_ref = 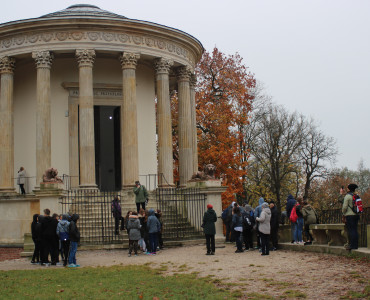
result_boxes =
[0,188,17,196]
[78,184,98,190]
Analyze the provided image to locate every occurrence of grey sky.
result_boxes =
[2,0,369,170]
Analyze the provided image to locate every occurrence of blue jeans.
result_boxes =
[294,217,304,242]
[68,241,78,265]
[149,233,158,253]
[234,230,243,251]
[346,215,359,249]
[291,222,297,242]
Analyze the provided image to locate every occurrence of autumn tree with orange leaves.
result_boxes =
[194,48,255,208]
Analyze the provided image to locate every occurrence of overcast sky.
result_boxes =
[1,0,369,171]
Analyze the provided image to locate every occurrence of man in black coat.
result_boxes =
[269,201,279,250]
[40,208,59,265]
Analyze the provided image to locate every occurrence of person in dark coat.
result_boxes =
[286,194,297,243]
[147,209,161,255]
[203,204,217,255]
[269,201,279,250]
[232,206,244,253]
[31,214,40,264]
[111,196,124,235]
[40,208,58,265]
[68,214,80,267]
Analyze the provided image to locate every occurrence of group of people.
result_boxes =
[111,191,163,257]
[30,209,80,267]
[205,194,318,256]
[220,199,279,256]
[286,195,318,245]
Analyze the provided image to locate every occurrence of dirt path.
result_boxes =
[0,244,368,299]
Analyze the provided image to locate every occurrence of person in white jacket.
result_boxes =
[256,203,271,256]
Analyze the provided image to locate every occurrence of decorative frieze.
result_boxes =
[32,51,54,69]
[0,56,15,74]
[154,58,173,74]
[0,30,191,62]
[75,49,96,67]
[119,52,140,69]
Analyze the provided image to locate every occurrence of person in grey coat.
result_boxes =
[126,211,141,256]
[147,209,161,255]
[203,204,217,255]
[256,203,271,256]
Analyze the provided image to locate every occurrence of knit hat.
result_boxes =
[207,204,213,209]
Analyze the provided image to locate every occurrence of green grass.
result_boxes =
[0,265,231,299]
[340,285,370,299]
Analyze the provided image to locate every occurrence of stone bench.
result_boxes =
[309,223,348,246]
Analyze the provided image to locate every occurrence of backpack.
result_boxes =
[59,222,70,241]
[289,205,298,223]
[59,231,69,241]
[221,208,229,221]
[242,212,254,230]
[351,193,363,214]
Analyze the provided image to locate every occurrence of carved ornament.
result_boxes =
[154,58,173,75]
[176,65,192,82]
[0,30,193,64]
[0,56,16,74]
[75,49,96,67]
[32,51,54,69]
[119,52,140,69]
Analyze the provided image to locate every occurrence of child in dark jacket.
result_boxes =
[68,214,80,267]
[31,214,40,264]
[126,212,141,256]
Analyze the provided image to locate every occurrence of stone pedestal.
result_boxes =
[0,194,39,244]
[187,179,226,239]
[33,182,65,215]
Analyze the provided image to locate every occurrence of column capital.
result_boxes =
[176,65,192,82]
[32,51,54,69]
[120,52,140,70]
[154,58,173,75]
[0,56,15,74]
[76,49,96,67]
[190,73,197,89]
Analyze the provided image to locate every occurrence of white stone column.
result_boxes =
[0,56,16,193]
[76,49,97,188]
[32,51,53,185]
[119,52,140,188]
[154,58,174,186]
[190,73,198,174]
[177,66,193,186]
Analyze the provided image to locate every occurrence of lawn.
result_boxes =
[0,265,231,299]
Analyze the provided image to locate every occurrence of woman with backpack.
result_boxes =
[295,198,304,245]
[56,214,70,266]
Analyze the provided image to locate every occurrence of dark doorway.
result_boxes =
[94,106,121,191]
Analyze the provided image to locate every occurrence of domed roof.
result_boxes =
[40,4,127,20]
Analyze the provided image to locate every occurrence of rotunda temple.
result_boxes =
[0,4,203,192]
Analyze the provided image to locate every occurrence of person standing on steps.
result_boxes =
[203,204,217,255]
[133,181,148,213]
[111,195,124,235]
[17,167,26,194]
